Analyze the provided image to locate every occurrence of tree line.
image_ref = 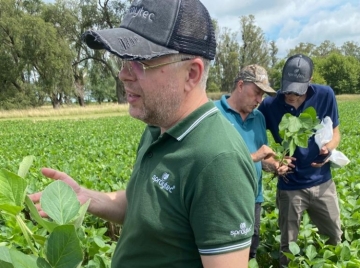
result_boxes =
[1,0,360,110]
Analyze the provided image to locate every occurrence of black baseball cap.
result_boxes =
[82,0,216,61]
[280,54,313,95]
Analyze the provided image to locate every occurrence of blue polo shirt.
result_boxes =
[214,95,267,203]
[258,84,339,190]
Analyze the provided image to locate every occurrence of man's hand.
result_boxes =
[311,146,331,168]
[28,168,89,217]
[251,145,276,162]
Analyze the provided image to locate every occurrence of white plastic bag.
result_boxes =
[314,116,350,168]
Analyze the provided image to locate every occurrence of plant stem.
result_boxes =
[15,214,38,256]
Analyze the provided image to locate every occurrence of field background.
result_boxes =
[0,94,359,267]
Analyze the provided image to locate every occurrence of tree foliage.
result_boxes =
[0,2,360,109]
[315,53,360,94]
[0,0,129,109]
[239,15,270,68]
[215,27,240,92]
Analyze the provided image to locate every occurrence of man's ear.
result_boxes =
[236,80,244,92]
[184,58,203,92]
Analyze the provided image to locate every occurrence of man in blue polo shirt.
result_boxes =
[258,54,342,266]
[214,64,292,260]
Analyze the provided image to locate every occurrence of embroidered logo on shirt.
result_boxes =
[230,222,252,237]
[151,172,175,193]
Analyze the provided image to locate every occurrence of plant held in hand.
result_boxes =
[272,107,322,181]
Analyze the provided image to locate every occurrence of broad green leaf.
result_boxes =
[312,259,326,267]
[303,106,317,120]
[0,169,27,215]
[46,225,83,268]
[24,196,58,232]
[287,116,302,132]
[0,246,12,265]
[299,113,314,128]
[305,244,317,261]
[41,181,80,225]
[71,199,90,229]
[279,113,291,131]
[32,234,47,247]
[323,249,335,259]
[0,246,50,268]
[340,245,351,261]
[0,260,13,268]
[288,139,296,157]
[289,241,300,255]
[0,204,22,216]
[17,155,35,179]
[248,258,259,268]
[92,255,108,268]
[94,236,106,248]
[344,229,352,241]
[346,262,360,268]
[294,134,309,148]
[282,251,295,260]
[279,129,286,139]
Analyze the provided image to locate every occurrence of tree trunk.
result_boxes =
[116,78,126,104]
[51,93,62,109]
[78,96,85,106]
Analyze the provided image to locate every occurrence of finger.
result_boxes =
[41,168,71,181]
[264,152,275,160]
[33,203,49,218]
[28,192,42,203]
[38,209,49,218]
[311,162,323,167]
[288,163,295,168]
[320,146,329,154]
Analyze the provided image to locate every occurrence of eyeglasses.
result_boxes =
[121,57,193,78]
[284,92,302,97]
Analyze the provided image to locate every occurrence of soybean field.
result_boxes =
[0,99,359,267]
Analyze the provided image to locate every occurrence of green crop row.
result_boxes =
[0,101,359,267]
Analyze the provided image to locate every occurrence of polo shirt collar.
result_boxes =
[167,101,218,141]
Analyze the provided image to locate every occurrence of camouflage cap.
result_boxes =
[236,64,276,96]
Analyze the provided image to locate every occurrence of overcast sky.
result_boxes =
[201,0,360,58]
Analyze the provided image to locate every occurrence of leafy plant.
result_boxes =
[0,156,90,268]
[273,106,322,169]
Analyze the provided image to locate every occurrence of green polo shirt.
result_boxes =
[111,102,257,268]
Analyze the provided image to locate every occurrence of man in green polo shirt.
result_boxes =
[29,0,257,267]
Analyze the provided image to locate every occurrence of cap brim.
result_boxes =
[281,80,308,95]
[254,82,277,96]
[82,28,179,60]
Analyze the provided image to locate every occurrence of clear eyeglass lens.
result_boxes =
[131,61,146,77]
[121,61,145,78]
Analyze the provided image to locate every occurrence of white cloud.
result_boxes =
[201,0,360,58]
